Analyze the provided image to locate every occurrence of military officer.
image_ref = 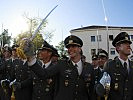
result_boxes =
[10,45,32,100]
[97,49,108,71]
[51,47,59,64]
[25,35,95,100]
[31,41,56,100]
[96,32,133,100]
[0,46,12,100]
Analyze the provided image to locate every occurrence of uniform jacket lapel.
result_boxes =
[116,58,127,78]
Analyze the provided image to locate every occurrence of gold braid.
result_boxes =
[16,47,27,60]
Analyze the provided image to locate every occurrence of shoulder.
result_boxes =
[104,59,114,69]
[84,62,93,68]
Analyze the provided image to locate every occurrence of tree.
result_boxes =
[0,29,12,47]
[14,15,53,51]
[55,41,68,59]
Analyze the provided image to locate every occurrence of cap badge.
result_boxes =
[125,37,128,40]
[69,40,73,44]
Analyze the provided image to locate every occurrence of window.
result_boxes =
[91,36,95,42]
[91,49,96,55]
[97,35,102,41]
[110,48,115,55]
[130,35,133,41]
[109,35,113,41]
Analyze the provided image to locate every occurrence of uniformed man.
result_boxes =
[24,35,95,100]
[11,44,19,60]
[0,46,12,100]
[32,41,56,100]
[97,49,108,71]
[51,47,60,64]
[10,44,32,100]
[96,32,133,100]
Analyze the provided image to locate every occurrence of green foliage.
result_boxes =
[14,15,53,51]
[55,41,68,59]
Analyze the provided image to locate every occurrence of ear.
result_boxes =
[116,44,121,53]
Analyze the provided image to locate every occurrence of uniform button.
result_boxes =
[38,90,41,93]
[126,80,128,82]
[76,84,79,87]
[37,97,40,99]
[125,88,128,91]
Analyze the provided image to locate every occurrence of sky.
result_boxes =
[0,0,133,46]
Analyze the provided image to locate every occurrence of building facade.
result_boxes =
[70,25,133,62]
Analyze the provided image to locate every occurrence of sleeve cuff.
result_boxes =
[28,57,37,66]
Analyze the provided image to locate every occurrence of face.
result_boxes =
[92,59,99,67]
[3,51,11,58]
[67,45,81,59]
[98,56,108,68]
[12,50,18,58]
[39,49,52,60]
[116,42,132,56]
[36,50,42,59]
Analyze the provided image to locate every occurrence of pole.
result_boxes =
[101,0,109,56]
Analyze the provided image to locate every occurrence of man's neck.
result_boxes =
[119,54,128,61]
[71,55,81,63]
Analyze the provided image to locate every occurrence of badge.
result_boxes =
[65,80,69,86]
[45,88,49,92]
[47,79,53,84]
[114,83,118,90]
[125,37,128,40]
[69,40,73,44]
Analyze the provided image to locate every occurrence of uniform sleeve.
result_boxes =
[29,59,61,79]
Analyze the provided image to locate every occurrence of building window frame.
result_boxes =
[109,35,113,41]
[97,35,102,42]
[91,36,95,42]
[110,48,115,55]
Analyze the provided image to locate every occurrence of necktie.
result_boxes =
[124,62,128,74]
[43,64,45,68]
[75,64,79,75]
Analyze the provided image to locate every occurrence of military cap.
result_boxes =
[52,47,60,57]
[4,46,12,54]
[98,49,108,58]
[64,35,83,48]
[92,55,98,60]
[12,44,19,50]
[112,32,132,47]
[39,40,55,52]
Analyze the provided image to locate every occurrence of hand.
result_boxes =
[12,82,21,90]
[19,38,35,57]
[1,79,10,88]
[9,79,16,88]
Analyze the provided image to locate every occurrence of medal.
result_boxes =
[65,80,69,86]
[114,83,118,90]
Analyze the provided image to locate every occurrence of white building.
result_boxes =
[70,25,133,62]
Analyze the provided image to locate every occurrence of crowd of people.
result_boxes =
[0,31,133,100]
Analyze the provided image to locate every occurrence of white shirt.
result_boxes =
[118,57,129,73]
[72,60,82,75]
[42,60,52,69]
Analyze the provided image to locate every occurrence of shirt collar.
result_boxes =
[118,57,129,66]
[42,60,52,68]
